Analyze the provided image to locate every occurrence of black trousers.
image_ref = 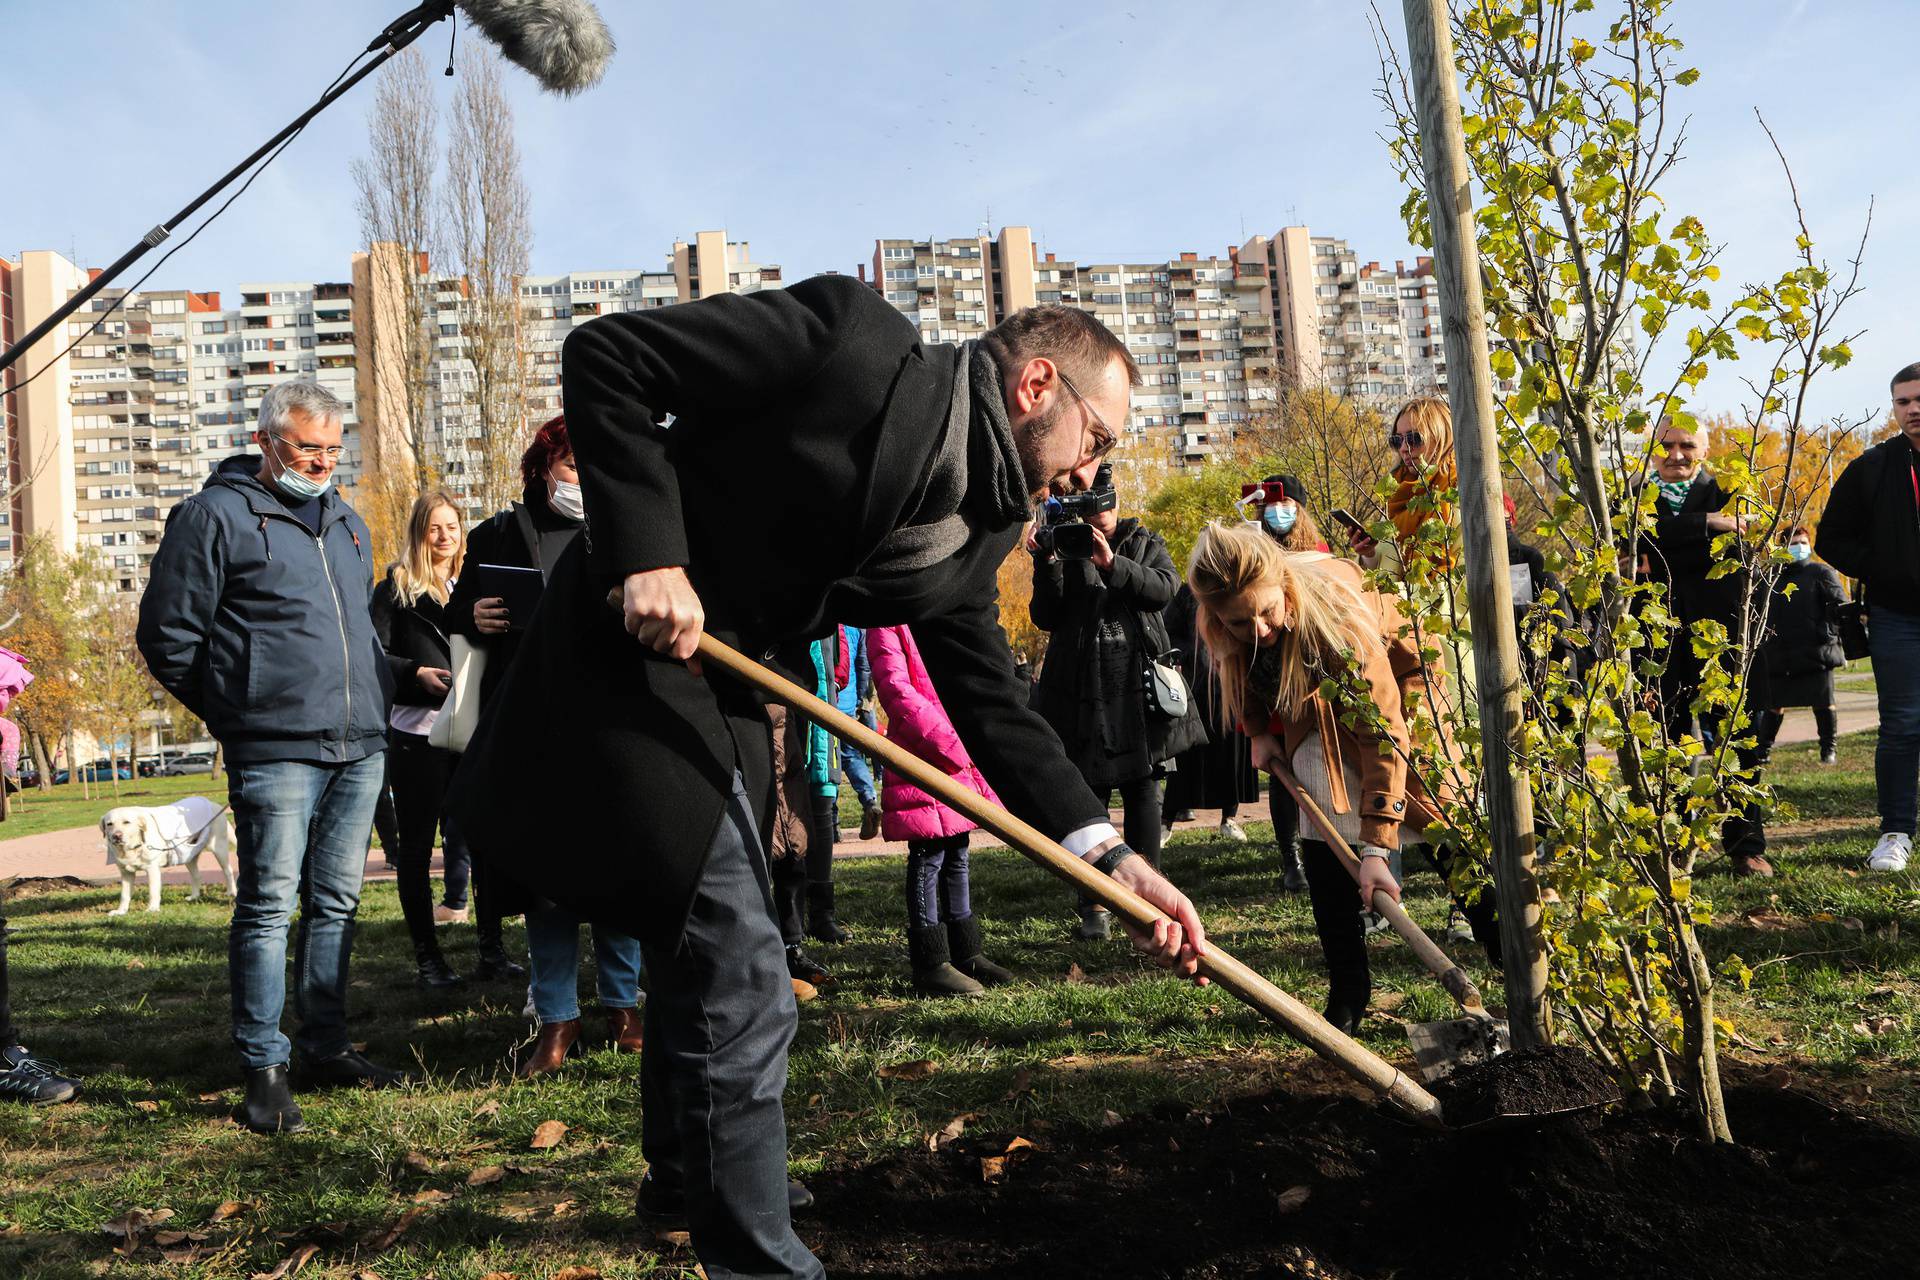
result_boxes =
[1756,705,1837,756]
[1267,781,1300,848]
[1659,651,1768,860]
[389,732,501,954]
[1080,775,1162,913]
[1299,839,1501,1006]
[0,907,15,1047]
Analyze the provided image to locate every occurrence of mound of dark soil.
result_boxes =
[1430,1045,1621,1126]
[802,1083,1920,1279]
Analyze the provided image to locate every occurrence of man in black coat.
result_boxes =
[1027,465,1201,938]
[449,277,1204,1280]
[1817,363,1920,873]
[1637,416,1771,875]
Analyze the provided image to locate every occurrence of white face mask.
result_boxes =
[548,479,585,521]
[268,436,333,501]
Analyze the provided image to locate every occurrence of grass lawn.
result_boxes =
[3,775,233,843]
[0,730,1913,1278]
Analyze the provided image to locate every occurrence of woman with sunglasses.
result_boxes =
[1349,397,1458,578]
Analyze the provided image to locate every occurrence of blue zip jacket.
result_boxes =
[136,454,396,766]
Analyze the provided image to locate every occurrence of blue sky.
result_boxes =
[3,0,1910,422]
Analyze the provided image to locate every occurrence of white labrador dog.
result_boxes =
[101,795,236,915]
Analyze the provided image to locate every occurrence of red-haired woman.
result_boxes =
[447,416,645,1077]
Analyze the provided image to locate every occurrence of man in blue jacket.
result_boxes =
[137,379,433,1134]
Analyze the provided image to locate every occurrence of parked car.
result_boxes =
[157,753,215,777]
[136,757,159,778]
[53,763,134,784]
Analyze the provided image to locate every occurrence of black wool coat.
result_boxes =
[369,577,453,708]
[447,274,1110,947]
[1817,435,1920,616]
[1640,474,1752,634]
[1757,558,1846,680]
[444,491,584,707]
[1028,519,1195,790]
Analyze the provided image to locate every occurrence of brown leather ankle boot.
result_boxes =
[514,1018,580,1079]
[605,1006,644,1054]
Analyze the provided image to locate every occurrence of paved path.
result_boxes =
[0,690,1880,897]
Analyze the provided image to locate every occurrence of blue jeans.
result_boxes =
[642,772,821,1280]
[905,836,973,927]
[837,707,879,807]
[525,902,643,1024]
[1871,605,1920,836]
[226,752,386,1070]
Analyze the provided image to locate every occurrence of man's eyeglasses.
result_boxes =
[1056,369,1119,462]
[273,435,345,462]
[1387,430,1424,450]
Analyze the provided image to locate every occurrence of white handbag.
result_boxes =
[427,635,488,754]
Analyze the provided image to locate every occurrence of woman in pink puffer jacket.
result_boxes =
[868,624,1014,996]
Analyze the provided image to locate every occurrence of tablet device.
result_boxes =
[466,563,545,630]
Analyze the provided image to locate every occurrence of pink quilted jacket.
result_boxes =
[867,625,1000,841]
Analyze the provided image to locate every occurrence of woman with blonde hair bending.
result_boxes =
[1187,522,1498,1033]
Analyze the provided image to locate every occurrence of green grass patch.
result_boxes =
[0,731,1913,1277]
[3,775,233,843]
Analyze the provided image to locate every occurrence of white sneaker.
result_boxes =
[1219,818,1248,843]
[1866,832,1912,873]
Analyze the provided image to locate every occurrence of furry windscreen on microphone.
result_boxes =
[456,0,615,95]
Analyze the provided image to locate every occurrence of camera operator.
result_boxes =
[1028,464,1202,940]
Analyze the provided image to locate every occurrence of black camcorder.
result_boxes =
[1034,463,1118,561]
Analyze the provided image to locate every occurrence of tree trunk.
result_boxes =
[28,730,52,792]
[211,741,224,783]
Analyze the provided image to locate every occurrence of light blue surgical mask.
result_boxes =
[268,437,333,501]
[1788,543,1811,562]
[1262,502,1298,537]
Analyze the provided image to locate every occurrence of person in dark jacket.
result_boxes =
[1754,525,1845,763]
[1029,463,1204,940]
[137,379,417,1134]
[1817,364,1920,872]
[447,279,1205,1280]
[445,418,645,1079]
[1636,417,1771,876]
[369,491,524,989]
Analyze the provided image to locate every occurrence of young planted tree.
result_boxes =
[445,43,534,519]
[1,538,107,792]
[1370,0,1870,1139]
[78,595,154,798]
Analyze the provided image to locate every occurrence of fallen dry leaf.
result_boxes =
[478,1273,518,1280]
[402,1151,435,1174]
[364,1208,424,1252]
[529,1119,569,1150]
[877,1059,939,1082]
[1276,1185,1313,1213]
[133,1100,160,1113]
[210,1201,248,1223]
[1839,917,1866,932]
[125,958,146,970]
[552,1267,604,1280]
[473,1099,502,1119]
[354,1271,386,1280]
[1098,1109,1123,1128]
[1755,1067,1793,1088]
[979,1155,1007,1182]
[1742,911,1798,932]
[249,1242,320,1280]
[1065,963,1088,984]
[102,1207,174,1237]
[410,1188,453,1205]
[1854,1015,1899,1036]
[1004,1136,1038,1156]
[928,1112,978,1152]
[196,1090,227,1103]
[151,1230,190,1246]
[466,1165,507,1187]
[1004,1067,1033,1100]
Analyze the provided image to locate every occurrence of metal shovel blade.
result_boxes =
[1407,1014,1510,1083]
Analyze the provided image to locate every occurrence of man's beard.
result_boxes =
[1012,397,1070,500]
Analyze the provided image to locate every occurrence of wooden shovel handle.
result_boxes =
[1265,756,1488,1016]
[683,628,1446,1127]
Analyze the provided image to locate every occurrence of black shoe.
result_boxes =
[296,1049,406,1090]
[472,945,527,982]
[415,951,465,989]
[0,1044,80,1107]
[1074,909,1112,942]
[1280,841,1309,893]
[1323,998,1367,1037]
[237,1063,305,1134]
[805,883,849,945]
[636,1173,813,1234]
[785,944,831,987]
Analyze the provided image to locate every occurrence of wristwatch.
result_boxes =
[1092,842,1142,877]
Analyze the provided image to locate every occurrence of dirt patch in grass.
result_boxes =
[802,1081,1920,1278]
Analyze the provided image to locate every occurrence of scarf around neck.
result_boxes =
[867,342,1031,576]
[1657,475,1696,513]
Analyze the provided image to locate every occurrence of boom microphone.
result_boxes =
[456,0,616,95]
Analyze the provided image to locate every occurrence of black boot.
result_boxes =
[946,915,1013,986]
[472,942,526,982]
[414,941,464,989]
[805,882,848,944]
[908,923,984,996]
[238,1064,306,1135]
[786,943,832,987]
[296,1048,406,1090]
[1280,839,1308,893]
